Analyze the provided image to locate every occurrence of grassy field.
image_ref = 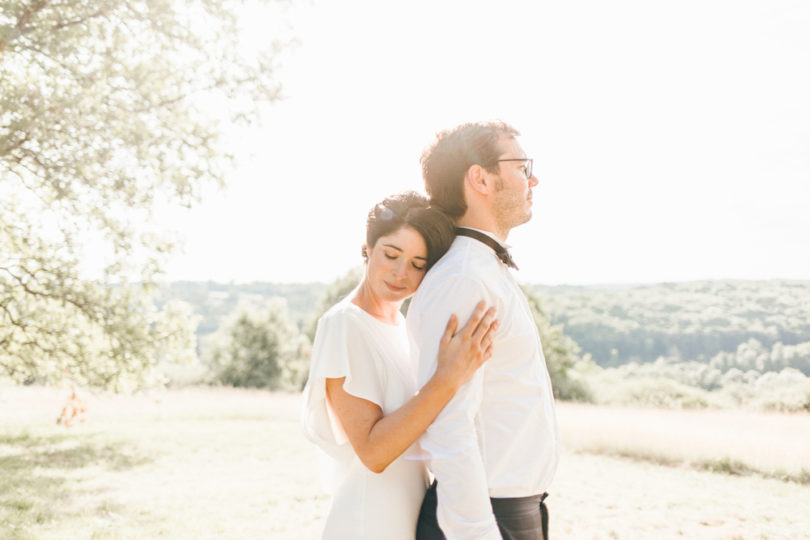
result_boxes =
[1,384,809,539]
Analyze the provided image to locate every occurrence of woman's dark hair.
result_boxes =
[420,120,520,219]
[363,191,454,271]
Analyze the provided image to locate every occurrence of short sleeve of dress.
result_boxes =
[301,305,386,461]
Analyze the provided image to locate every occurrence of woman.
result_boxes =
[302,191,497,539]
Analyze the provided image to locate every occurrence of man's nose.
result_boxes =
[529,175,539,188]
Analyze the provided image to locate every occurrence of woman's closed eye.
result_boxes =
[387,253,424,271]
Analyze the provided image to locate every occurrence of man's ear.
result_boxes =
[465,164,491,195]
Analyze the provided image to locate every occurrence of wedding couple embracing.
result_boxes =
[302,121,559,540]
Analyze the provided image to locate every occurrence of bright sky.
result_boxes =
[162,0,810,285]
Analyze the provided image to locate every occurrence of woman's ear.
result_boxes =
[361,244,368,262]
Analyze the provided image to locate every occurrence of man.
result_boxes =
[406,121,559,540]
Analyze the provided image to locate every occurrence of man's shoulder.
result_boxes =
[419,255,485,291]
[412,248,499,310]
[428,239,499,278]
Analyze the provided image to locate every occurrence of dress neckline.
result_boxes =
[346,300,403,328]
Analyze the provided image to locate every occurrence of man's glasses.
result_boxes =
[496,158,533,179]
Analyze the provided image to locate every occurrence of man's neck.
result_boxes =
[455,215,508,243]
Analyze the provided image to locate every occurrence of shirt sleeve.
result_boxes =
[407,275,502,540]
[301,309,386,459]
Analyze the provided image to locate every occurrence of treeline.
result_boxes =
[531,280,810,373]
[155,272,589,400]
[155,281,328,336]
[529,280,810,411]
[155,278,810,411]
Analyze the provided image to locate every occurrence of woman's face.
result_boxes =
[366,225,428,303]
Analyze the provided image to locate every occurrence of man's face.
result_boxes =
[490,136,539,232]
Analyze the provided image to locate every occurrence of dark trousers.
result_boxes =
[416,481,549,540]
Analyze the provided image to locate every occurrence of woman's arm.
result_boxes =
[325,301,497,473]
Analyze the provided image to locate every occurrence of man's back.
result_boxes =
[407,233,559,538]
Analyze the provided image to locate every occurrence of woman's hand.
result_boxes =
[324,301,496,474]
[434,301,498,392]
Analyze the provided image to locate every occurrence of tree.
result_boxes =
[305,270,591,400]
[1,0,285,389]
[304,267,363,341]
[205,299,308,390]
[522,287,594,401]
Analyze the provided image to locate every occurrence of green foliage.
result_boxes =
[709,338,810,375]
[1,0,285,389]
[155,281,329,336]
[205,299,308,390]
[299,272,592,400]
[532,280,810,368]
[586,359,810,412]
[529,280,810,411]
[155,277,810,412]
[522,286,595,401]
[746,368,810,412]
[697,457,756,477]
[304,267,362,341]
[586,361,718,409]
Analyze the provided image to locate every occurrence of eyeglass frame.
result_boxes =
[495,158,533,180]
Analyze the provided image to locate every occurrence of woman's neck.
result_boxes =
[351,279,401,324]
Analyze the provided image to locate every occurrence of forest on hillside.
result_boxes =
[161,279,810,370]
[156,281,328,336]
[157,279,810,410]
[530,280,810,373]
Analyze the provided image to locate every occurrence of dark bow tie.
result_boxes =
[455,228,518,270]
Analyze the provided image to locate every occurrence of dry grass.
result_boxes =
[1,384,809,539]
[557,402,810,483]
[0,384,328,539]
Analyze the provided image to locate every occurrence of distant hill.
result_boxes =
[530,280,810,368]
[156,279,810,373]
[155,281,330,337]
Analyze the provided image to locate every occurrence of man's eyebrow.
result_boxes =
[382,243,427,261]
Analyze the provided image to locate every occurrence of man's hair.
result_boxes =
[363,191,455,271]
[420,121,520,219]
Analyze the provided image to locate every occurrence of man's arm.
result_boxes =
[408,275,501,540]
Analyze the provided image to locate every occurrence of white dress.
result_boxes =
[301,296,430,540]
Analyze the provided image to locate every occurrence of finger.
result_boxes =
[471,308,497,341]
[441,314,458,344]
[459,301,487,338]
[474,322,497,360]
[480,320,499,348]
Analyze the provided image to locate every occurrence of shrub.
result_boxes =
[205,299,309,390]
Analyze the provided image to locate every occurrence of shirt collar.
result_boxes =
[455,227,511,250]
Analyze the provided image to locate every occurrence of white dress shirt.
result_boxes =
[406,230,559,540]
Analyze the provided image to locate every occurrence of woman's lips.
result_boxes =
[385,281,406,292]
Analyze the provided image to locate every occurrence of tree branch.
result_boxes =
[52,4,113,31]
[17,0,52,32]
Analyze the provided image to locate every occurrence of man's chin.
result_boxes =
[518,211,533,226]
